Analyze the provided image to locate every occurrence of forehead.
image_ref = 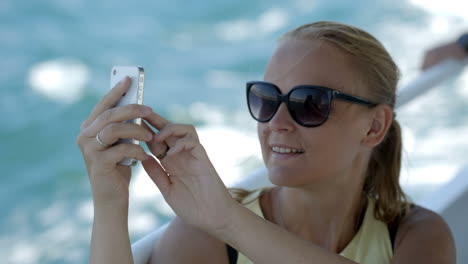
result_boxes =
[263,38,361,94]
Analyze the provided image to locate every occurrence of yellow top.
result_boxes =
[235,187,393,264]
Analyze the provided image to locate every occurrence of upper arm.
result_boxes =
[149,216,231,264]
[392,205,456,264]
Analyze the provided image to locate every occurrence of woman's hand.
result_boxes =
[141,114,237,234]
[76,77,154,209]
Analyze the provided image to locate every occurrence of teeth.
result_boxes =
[272,146,304,154]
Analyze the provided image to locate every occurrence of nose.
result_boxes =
[268,102,295,132]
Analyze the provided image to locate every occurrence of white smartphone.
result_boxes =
[110,66,145,166]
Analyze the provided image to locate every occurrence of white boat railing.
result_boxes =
[131,58,468,264]
[395,58,468,108]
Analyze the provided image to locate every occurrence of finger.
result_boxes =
[143,114,187,149]
[142,119,156,135]
[155,124,199,144]
[142,117,181,148]
[142,156,172,196]
[83,104,153,137]
[95,122,153,148]
[100,143,150,166]
[81,77,131,130]
[142,121,169,158]
[166,138,197,157]
[144,111,171,131]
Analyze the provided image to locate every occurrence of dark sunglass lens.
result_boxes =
[289,88,330,126]
[248,83,279,121]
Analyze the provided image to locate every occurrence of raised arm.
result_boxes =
[90,203,133,264]
[141,115,359,264]
[77,77,154,264]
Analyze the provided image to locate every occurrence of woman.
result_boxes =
[77,22,456,263]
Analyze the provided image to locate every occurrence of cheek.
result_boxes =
[257,123,269,155]
[314,125,365,167]
[257,122,271,138]
[302,122,361,164]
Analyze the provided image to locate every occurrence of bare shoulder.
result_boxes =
[149,216,230,264]
[392,204,456,264]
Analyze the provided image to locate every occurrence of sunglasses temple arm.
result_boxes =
[334,92,377,106]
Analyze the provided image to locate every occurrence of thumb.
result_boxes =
[142,156,172,196]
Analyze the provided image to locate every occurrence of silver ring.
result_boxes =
[96,131,110,148]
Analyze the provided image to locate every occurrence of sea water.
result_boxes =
[1,0,467,263]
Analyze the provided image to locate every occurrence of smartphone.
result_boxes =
[110,66,145,166]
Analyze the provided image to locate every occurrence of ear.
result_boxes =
[362,104,393,148]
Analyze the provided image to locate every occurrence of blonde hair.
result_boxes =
[278,21,409,224]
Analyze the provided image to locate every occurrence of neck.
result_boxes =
[272,168,367,253]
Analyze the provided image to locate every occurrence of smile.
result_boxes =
[271,146,304,154]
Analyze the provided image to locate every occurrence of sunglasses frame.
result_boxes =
[246,81,378,127]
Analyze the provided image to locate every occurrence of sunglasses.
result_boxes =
[246,81,378,127]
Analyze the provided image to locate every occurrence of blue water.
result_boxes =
[1,0,467,263]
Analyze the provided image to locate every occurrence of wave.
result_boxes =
[28,58,90,104]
